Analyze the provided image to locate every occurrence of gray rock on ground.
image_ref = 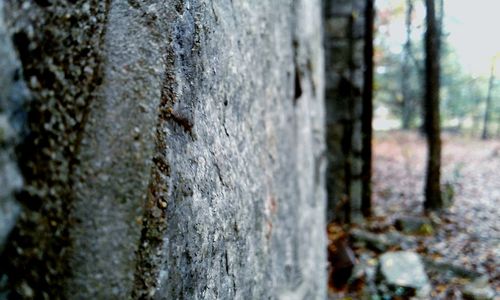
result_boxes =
[377,251,431,298]
[462,276,496,300]
[423,257,483,279]
[350,228,391,252]
[394,215,434,235]
[350,228,417,252]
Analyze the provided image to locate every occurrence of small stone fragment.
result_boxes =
[350,228,390,252]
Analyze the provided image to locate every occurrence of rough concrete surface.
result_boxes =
[0,1,327,299]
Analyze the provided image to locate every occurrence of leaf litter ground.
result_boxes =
[328,131,500,299]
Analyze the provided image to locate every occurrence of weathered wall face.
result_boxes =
[0,0,24,257]
[0,1,326,299]
[324,0,369,223]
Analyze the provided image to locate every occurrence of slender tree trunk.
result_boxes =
[401,0,414,130]
[424,0,443,211]
[422,0,444,135]
[361,0,375,218]
[482,59,496,140]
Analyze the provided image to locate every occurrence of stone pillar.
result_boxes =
[324,0,368,223]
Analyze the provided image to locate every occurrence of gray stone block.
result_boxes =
[325,17,349,39]
[352,120,363,152]
[350,179,362,222]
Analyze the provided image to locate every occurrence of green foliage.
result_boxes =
[375,39,424,129]
[440,47,487,133]
[418,223,434,235]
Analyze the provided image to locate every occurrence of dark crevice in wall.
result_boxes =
[294,67,303,103]
[132,1,202,297]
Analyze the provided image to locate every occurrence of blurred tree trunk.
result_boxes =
[482,59,496,140]
[424,0,443,210]
[401,0,414,130]
[421,0,444,135]
[361,0,375,218]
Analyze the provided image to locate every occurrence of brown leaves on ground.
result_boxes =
[328,131,500,299]
[372,130,500,296]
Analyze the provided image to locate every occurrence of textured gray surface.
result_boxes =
[1,1,327,299]
[134,1,327,298]
[0,0,23,254]
[68,1,165,297]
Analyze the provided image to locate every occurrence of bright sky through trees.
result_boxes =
[446,0,500,75]
[376,0,500,76]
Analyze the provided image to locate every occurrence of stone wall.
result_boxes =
[0,0,25,258]
[324,0,371,223]
[0,0,326,299]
